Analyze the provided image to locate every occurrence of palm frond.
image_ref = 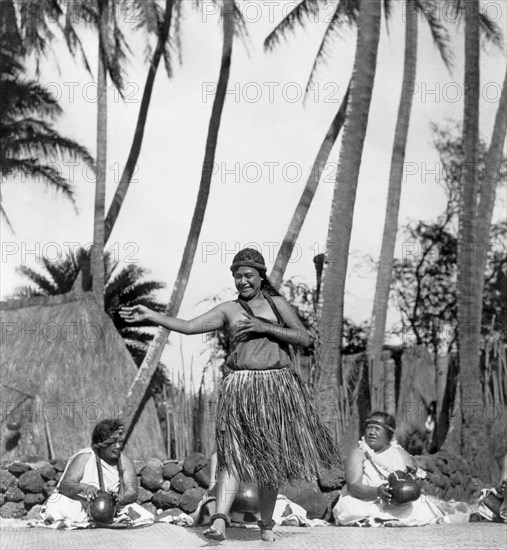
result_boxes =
[264,0,321,52]
[61,4,93,77]
[106,264,149,290]
[118,282,166,304]
[127,0,161,34]
[0,78,62,120]
[416,0,453,71]
[304,2,355,97]
[4,131,95,167]
[15,265,58,295]
[444,0,504,47]
[1,158,75,202]
[478,11,504,49]
[0,200,15,234]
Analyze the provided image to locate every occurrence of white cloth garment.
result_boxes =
[41,448,153,528]
[333,439,446,527]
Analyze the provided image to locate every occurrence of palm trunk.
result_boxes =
[92,0,108,308]
[120,1,235,439]
[104,0,174,243]
[316,0,381,442]
[457,0,484,471]
[476,69,507,267]
[269,82,350,288]
[367,0,418,410]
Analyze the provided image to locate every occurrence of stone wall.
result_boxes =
[0,453,210,520]
[414,450,485,504]
[0,450,484,520]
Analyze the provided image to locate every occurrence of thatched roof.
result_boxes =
[0,293,165,461]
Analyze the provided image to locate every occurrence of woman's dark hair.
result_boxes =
[231,248,281,296]
[365,410,396,441]
[92,418,124,446]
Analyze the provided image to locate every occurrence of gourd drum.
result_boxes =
[89,490,117,523]
[387,471,421,504]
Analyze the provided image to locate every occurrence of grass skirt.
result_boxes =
[216,366,340,486]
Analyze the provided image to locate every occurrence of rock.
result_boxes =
[194,463,212,488]
[24,493,46,508]
[8,462,31,476]
[414,454,436,473]
[436,455,452,476]
[450,470,465,487]
[161,480,171,492]
[0,470,18,493]
[162,462,183,480]
[0,501,26,518]
[25,504,43,521]
[133,460,146,476]
[18,471,45,493]
[42,480,58,497]
[280,481,340,520]
[141,459,164,492]
[182,453,207,476]
[5,487,25,502]
[151,490,181,510]
[170,473,197,494]
[317,467,345,491]
[179,487,206,514]
[427,471,450,489]
[50,459,66,472]
[137,486,154,504]
[37,464,56,481]
[25,458,48,470]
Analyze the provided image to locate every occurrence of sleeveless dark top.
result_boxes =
[225,291,293,370]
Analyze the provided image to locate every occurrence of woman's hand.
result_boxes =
[80,484,99,502]
[119,305,152,324]
[234,312,266,342]
[376,482,392,504]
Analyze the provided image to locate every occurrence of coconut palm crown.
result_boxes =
[11,247,166,367]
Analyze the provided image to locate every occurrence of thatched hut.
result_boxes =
[0,293,165,461]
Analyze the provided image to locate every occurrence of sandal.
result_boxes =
[203,513,230,541]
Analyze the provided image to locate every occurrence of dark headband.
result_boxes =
[365,418,395,433]
[92,426,124,449]
[230,260,267,274]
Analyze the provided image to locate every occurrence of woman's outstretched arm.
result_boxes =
[120,304,226,335]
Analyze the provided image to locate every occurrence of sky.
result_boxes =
[1,0,506,387]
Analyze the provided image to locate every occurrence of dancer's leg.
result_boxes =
[258,485,279,542]
[203,467,238,541]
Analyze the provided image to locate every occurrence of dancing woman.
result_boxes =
[121,248,338,541]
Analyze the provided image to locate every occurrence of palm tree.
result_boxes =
[455,0,481,466]
[367,0,454,410]
[264,0,359,287]
[0,42,94,230]
[120,0,243,439]
[264,0,451,290]
[268,83,350,288]
[35,1,168,307]
[12,246,166,366]
[316,0,382,442]
[104,0,177,242]
[456,0,506,473]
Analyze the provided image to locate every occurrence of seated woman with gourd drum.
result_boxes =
[333,411,446,527]
[42,419,154,528]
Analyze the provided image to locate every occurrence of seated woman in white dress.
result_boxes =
[42,419,153,528]
[333,411,446,527]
